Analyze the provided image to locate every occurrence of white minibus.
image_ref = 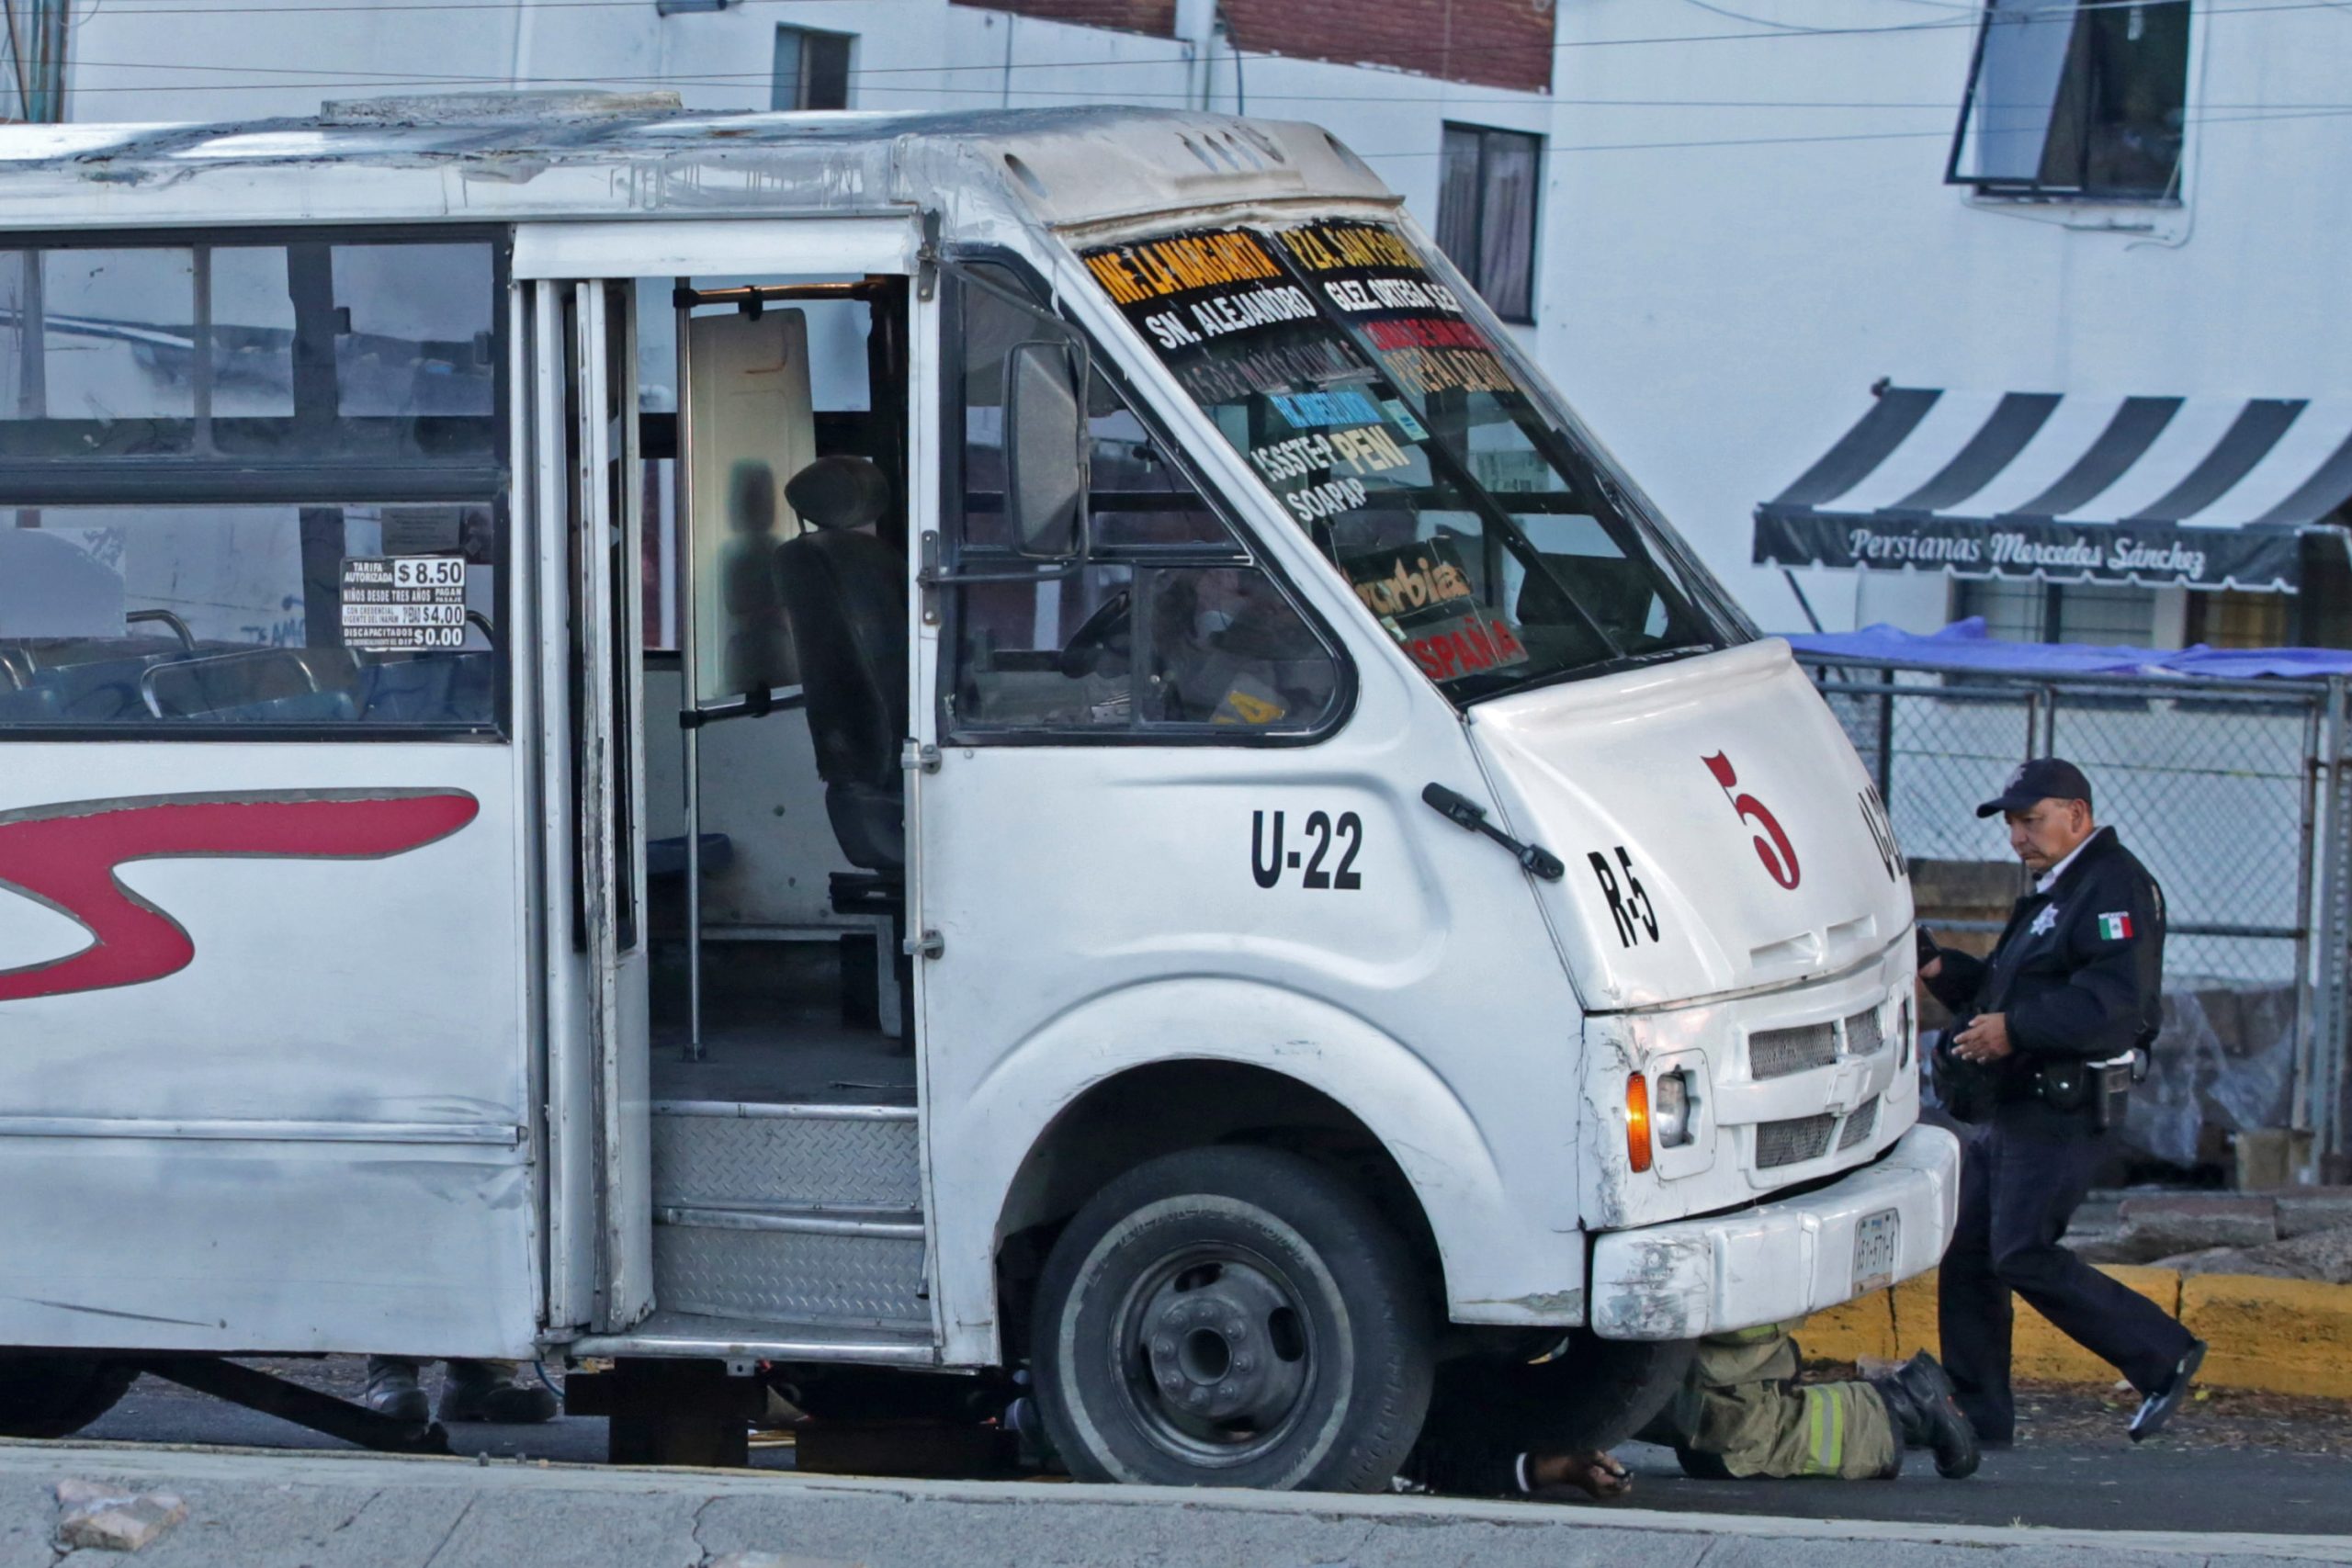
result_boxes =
[0,97,1955,1489]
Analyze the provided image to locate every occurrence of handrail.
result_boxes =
[127,608,197,650]
[140,646,322,719]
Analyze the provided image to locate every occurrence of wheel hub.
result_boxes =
[1136,1258,1306,1431]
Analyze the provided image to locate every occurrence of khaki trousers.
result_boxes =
[1668,1324,1898,1480]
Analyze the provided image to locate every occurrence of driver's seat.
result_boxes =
[775,456,905,874]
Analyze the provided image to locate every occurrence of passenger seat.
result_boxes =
[775,455,907,875]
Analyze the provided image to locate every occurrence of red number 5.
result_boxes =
[1703,752,1801,890]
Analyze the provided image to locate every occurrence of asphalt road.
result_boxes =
[76,1371,2352,1540]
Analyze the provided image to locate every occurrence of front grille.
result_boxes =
[1756,1111,1838,1168]
[1844,1007,1886,1056]
[1748,1023,1836,1080]
[1838,1096,1882,1150]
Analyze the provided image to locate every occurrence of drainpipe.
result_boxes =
[16,0,67,124]
[1175,0,1216,110]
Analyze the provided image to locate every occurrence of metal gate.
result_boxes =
[1804,654,2352,1179]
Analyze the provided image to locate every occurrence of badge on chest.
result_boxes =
[2030,904,2060,937]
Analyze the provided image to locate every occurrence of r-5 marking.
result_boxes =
[1251,809,1363,891]
[1588,845,1660,949]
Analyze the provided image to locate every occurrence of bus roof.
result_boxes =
[0,100,1395,238]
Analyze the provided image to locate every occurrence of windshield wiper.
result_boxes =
[1420,784,1566,880]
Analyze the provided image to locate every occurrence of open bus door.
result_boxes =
[527,274,653,1335]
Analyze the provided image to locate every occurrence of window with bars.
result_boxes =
[1948,0,2189,198]
[1435,124,1541,324]
[1954,579,2157,645]
[2186,590,2292,650]
[772,25,854,111]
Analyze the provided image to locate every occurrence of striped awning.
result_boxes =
[1753,389,2352,591]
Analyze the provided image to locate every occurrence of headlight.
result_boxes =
[1654,1069,1693,1147]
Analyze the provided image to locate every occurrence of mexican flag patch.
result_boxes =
[2098,912,2134,941]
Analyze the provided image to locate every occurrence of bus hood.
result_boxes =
[1465,637,1914,1010]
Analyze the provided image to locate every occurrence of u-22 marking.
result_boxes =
[1251,809,1363,891]
[1588,845,1659,949]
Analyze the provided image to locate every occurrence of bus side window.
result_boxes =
[944,265,1342,739]
[0,238,504,734]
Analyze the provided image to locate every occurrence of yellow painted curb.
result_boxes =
[1798,1292,1895,1362]
[2183,1274,2352,1400]
[1795,1268,2352,1398]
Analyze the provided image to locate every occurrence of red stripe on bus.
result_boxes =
[0,791,478,1003]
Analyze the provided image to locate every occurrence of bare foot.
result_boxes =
[1526,1450,1634,1503]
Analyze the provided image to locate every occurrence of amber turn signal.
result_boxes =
[1625,1071,1653,1174]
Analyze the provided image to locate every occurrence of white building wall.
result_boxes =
[1542,0,2352,633]
[56,0,2348,635]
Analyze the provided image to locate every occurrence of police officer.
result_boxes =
[1922,758,2204,1446]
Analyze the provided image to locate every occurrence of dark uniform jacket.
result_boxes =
[1925,826,2165,1122]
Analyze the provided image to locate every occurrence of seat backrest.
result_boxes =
[775,525,907,793]
[775,457,909,873]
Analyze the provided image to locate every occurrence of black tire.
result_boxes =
[1031,1145,1433,1492]
[0,1355,135,1438]
[1419,1333,1695,1483]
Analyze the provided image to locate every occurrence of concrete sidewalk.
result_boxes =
[2,1441,2346,1568]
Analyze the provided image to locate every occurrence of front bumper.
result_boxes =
[1586,1124,1961,1341]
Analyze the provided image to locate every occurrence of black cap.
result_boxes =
[1976,758,2094,818]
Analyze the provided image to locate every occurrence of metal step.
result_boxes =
[650,1100,929,1331]
[653,1204,929,1328]
[651,1100,921,1212]
[569,1308,937,1364]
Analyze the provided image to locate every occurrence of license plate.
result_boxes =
[1852,1209,1900,1294]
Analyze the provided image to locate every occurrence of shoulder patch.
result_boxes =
[2097,911,2134,941]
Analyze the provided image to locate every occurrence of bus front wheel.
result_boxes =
[1030,1145,1433,1492]
[0,1355,135,1438]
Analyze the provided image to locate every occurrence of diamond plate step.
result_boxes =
[652,1207,928,1328]
[652,1101,921,1212]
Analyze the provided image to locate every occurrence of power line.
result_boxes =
[42,0,2318,81]
[1340,105,2352,159]
[47,65,2352,120]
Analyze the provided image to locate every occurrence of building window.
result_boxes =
[1435,124,1540,324]
[772,26,853,111]
[1948,0,2189,198]
[1955,580,2156,645]
[2186,590,2291,650]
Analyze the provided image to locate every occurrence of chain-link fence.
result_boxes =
[1804,654,2352,1177]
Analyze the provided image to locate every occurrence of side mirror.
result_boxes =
[1003,340,1087,559]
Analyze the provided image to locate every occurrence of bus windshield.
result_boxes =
[1080,218,1745,703]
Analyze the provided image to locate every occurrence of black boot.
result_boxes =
[1868,1352,1980,1479]
[363,1356,429,1424]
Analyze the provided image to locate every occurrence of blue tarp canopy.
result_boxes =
[1785,617,2352,680]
